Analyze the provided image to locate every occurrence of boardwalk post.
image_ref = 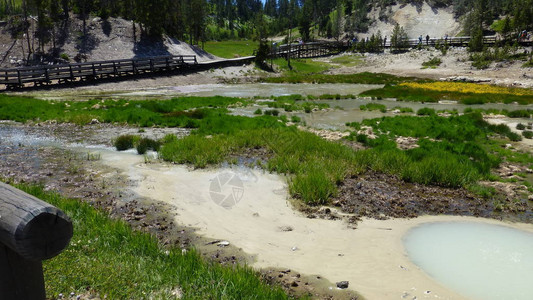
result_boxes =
[16,69,21,86]
[0,182,73,300]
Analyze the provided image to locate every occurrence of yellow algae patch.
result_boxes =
[400,82,533,96]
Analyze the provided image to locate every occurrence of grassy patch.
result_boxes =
[360,103,387,113]
[159,127,359,204]
[203,40,257,58]
[330,55,364,67]
[360,82,533,105]
[3,184,291,299]
[421,57,442,68]
[263,95,329,113]
[0,95,249,127]
[345,113,533,187]
[261,72,418,85]
[272,58,331,74]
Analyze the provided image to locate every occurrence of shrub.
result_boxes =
[60,53,70,61]
[417,107,436,116]
[508,132,522,141]
[253,108,262,115]
[522,131,533,139]
[114,135,138,151]
[356,134,369,145]
[516,123,526,130]
[291,115,301,123]
[136,138,161,154]
[422,57,442,68]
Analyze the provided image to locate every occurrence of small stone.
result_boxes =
[291,281,299,287]
[217,241,230,247]
[278,225,293,232]
[336,281,349,289]
[291,246,298,251]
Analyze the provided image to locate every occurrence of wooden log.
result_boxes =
[0,182,72,300]
[0,182,72,261]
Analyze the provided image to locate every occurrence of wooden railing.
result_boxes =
[0,182,72,299]
[269,35,530,59]
[270,41,349,59]
[0,55,197,89]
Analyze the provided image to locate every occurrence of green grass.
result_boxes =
[272,58,331,74]
[203,40,258,58]
[2,183,291,299]
[159,127,360,204]
[263,95,329,113]
[261,72,419,85]
[360,85,533,105]
[421,57,442,68]
[344,113,533,187]
[330,55,364,67]
[464,107,533,118]
[3,94,530,206]
[360,103,387,113]
[0,95,249,127]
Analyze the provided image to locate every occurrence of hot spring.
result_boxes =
[404,222,533,300]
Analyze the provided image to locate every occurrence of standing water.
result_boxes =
[403,222,533,300]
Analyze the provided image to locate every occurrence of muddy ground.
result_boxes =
[0,122,362,299]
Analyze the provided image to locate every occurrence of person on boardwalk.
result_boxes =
[426,34,430,45]
[383,36,387,48]
[419,35,423,45]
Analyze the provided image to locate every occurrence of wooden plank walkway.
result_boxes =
[0,55,198,89]
[271,36,532,59]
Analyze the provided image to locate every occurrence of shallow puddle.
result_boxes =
[404,222,533,300]
[118,83,384,98]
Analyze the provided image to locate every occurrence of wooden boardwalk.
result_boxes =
[0,34,530,90]
[0,55,198,89]
[270,42,347,59]
[271,35,532,59]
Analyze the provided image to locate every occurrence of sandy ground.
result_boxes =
[98,149,533,300]
[324,48,533,89]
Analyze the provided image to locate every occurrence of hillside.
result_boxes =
[0,16,216,68]
[360,2,462,39]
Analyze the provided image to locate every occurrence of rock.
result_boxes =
[217,240,230,247]
[89,118,100,124]
[278,225,293,232]
[290,281,299,287]
[336,281,349,289]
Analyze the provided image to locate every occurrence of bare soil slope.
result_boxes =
[359,2,462,39]
[0,16,215,68]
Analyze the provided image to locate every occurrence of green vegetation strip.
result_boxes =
[2,94,531,205]
[347,113,532,188]
[260,72,418,84]
[360,85,533,105]
[0,184,291,299]
[203,40,258,58]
